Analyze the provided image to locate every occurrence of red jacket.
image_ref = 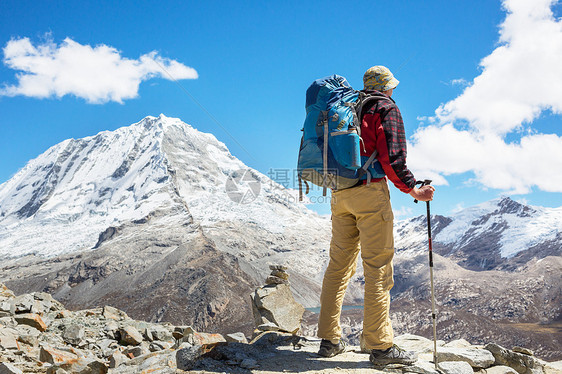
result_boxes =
[360,90,416,193]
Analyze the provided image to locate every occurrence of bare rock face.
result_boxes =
[250,266,304,334]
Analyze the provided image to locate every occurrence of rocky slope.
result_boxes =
[2,283,562,374]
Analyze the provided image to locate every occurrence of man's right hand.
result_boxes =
[409,185,435,202]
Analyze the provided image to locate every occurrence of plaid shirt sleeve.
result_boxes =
[370,102,416,193]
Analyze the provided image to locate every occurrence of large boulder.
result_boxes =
[251,283,304,334]
[0,363,23,374]
[486,343,545,374]
[119,326,144,346]
[436,347,495,369]
[0,284,15,299]
[14,313,47,332]
[438,361,474,374]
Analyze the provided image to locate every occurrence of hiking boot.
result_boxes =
[369,344,417,366]
[318,339,347,357]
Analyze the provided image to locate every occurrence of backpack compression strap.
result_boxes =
[298,135,310,202]
[321,111,329,196]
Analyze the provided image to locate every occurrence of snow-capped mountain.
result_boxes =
[0,115,328,268]
[394,197,562,270]
[0,115,332,332]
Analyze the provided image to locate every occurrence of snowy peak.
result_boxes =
[494,196,536,217]
[0,115,326,261]
[395,197,562,270]
[0,116,171,221]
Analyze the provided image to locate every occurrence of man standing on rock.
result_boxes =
[317,66,435,365]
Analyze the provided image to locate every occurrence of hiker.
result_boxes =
[317,66,435,365]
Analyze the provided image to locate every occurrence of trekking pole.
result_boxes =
[414,179,438,370]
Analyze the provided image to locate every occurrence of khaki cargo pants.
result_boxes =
[318,179,394,350]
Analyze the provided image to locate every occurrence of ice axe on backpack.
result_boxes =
[414,179,439,370]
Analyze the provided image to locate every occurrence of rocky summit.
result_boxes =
[1,283,562,374]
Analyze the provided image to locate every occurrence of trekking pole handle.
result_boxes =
[413,179,432,203]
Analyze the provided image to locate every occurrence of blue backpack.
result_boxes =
[297,75,387,200]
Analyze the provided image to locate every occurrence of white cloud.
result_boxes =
[450,78,469,87]
[409,0,562,194]
[393,206,414,219]
[435,0,562,135]
[0,37,198,104]
[451,203,465,214]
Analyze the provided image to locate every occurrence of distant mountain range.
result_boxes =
[0,115,559,358]
[394,196,562,271]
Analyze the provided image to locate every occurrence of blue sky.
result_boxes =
[1,0,561,218]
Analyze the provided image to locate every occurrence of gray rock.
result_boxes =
[0,335,19,350]
[119,325,143,346]
[403,360,440,374]
[100,340,120,358]
[102,306,128,321]
[271,269,289,280]
[438,361,474,374]
[103,320,119,339]
[444,339,473,349]
[46,357,108,374]
[123,342,149,358]
[15,324,40,337]
[17,333,38,347]
[113,350,177,373]
[544,361,562,372]
[0,301,15,315]
[269,265,288,271]
[513,347,534,356]
[240,358,259,369]
[257,322,282,332]
[486,343,545,374]
[265,276,290,285]
[40,345,79,364]
[0,363,23,374]
[176,344,203,371]
[394,334,436,354]
[225,332,248,344]
[0,317,17,328]
[12,294,34,313]
[437,347,495,368]
[486,365,519,374]
[149,341,168,351]
[145,325,172,342]
[109,351,129,368]
[0,284,15,299]
[251,284,304,334]
[0,328,19,350]
[14,313,47,331]
[172,325,194,340]
[62,324,85,345]
[31,292,54,314]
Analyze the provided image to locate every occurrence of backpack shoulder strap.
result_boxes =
[357,92,390,120]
